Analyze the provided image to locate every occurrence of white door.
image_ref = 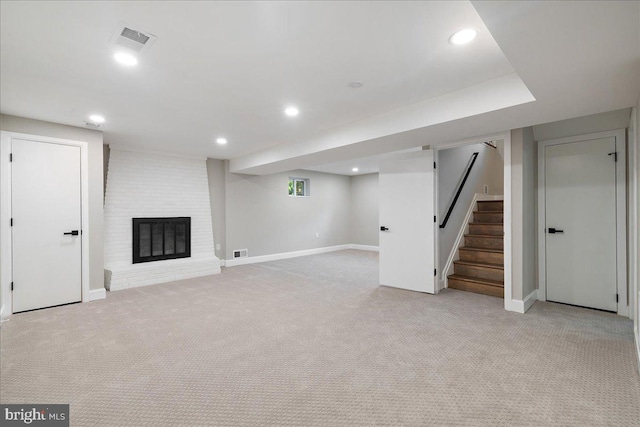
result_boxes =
[12,138,82,312]
[379,150,436,293]
[544,137,617,311]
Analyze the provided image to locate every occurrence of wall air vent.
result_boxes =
[233,249,249,259]
[84,121,102,129]
[110,22,156,54]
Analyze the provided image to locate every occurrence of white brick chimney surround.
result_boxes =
[104,149,220,290]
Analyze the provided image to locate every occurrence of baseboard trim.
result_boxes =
[523,289,537,312]
[506,290,537,314]
[350,244,379,252]
[88,288,106,301]
[225,245,351,267]
[224,244,379,267]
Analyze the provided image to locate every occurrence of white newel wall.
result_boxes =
[104,149,220,290]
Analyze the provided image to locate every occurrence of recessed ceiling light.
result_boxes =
[449,28,477,45]
[114,51,138,66]
[284,106,299,117]
[216,137,228,145]
[349,81,363,89]
[352,167,359,172]
[88,114,106,124]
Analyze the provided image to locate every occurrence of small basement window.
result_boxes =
[288,177,310,197]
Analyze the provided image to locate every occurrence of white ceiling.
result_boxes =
[1,1,639,175]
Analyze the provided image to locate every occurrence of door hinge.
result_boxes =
[10,218,13,227]
[616,294,619,303]
[433,162,436,169]
[9,153,12,162]
[434,269,437,276]
[608,152,617,162]
[10,282,13,291]
[434,216,436,223]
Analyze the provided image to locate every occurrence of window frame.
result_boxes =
[288,177,310,197]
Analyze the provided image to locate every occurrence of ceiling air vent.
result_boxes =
[110,22,156,54]
[84,121,102,129]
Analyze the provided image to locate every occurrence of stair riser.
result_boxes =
[473,212,503,223]
[477,201,504,212]
[469,224,503,236]
[464,236,504,250]
[454,263,504,282]
[459,249,503,264]
[448,278,504,298]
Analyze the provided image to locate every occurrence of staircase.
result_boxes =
[447,200,504,298]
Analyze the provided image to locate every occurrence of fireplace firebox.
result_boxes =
[132,217,191,264]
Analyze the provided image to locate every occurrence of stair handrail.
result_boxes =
[439,152,479,229]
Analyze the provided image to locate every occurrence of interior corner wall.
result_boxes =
[223,167,351,260]
[631,103,640,360]
[206,159,226,260]
[437,142,503,275]
[510,129,524,301]
[0,114,104,291]
[521,127,537,298]
[103,144,110,201]
[349,173,379,246]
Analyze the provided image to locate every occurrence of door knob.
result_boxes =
[548,227,563,234]
[63,230,79,236]
[380,226,389,231]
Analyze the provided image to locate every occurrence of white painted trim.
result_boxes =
[350,244,379,252]
[225,244,351,267]
[1,131,91,319]
[523,289,538,312]
[224,244,380,267]
[537,129,628,316]
[509,290,538,314]
[0,133,11,320]
[88,288,106,301]
[441,193,503,287]
[434,148,440,290]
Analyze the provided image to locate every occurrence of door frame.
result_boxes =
[537,129,628,316]
[434,131,516,312]
[0,131,90,318]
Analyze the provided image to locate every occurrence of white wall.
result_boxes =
[350,173,379,246]
[207,158,226,260]
[0,114,104,291]
[533,108,631,141]
[224,166,351,260]
[630,103,640,367]
[104,149,220,290]
[437,142,503,275]
[510,127,536,302]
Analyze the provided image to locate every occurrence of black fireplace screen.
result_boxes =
[132,217,191,263]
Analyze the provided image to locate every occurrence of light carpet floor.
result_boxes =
[1,250,639,426]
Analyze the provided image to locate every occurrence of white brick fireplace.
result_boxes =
[104,149,220,290]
